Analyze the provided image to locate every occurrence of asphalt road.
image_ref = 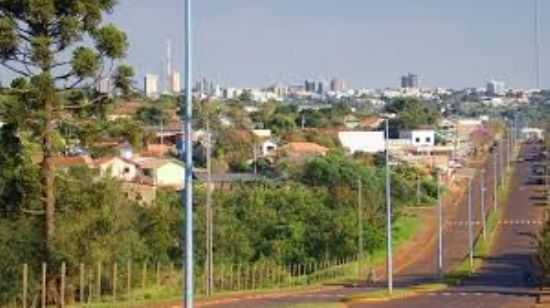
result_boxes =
[200,142,544,308]
[359,142,544,308]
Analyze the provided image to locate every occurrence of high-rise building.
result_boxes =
[169,71,181,94]
[330,78,346,92]
[317,81,326,95]
[401,73,419,89]
[144,74,159,98]
[486,80,506,96]
[305,80,316,93]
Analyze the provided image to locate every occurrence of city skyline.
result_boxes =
[107,0,548,90]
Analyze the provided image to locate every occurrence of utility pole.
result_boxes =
[253,142,258,175]
[467,178,474,272]
[357,178,363,278]
[416,174,421,205]
[480,169,487,241]
[437,171,443,278]
[385,119,393,294]
[507,124,514,170]
[498,141,503,186]
[183,0,194,306]
[205,122,213,296]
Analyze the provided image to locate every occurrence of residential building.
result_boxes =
[338,131,386,154]
[399,129,435,147]
[94,157,138,182]
[260,140,278,157]
[133,157,186,188]
[144,74,159,98]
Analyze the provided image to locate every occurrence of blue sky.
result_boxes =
[9,1,549,89]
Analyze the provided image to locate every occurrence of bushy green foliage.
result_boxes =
[386,97,440,131]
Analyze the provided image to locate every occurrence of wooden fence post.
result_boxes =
[229,264,234,291]
[219,264,224,291]
[60,262,66,308]
[127,261,132,301]
[41,263,46,308]
[97,262,102,301]
[236,264,241,291]
[22,264,28,308]
[112,263,118,302]
[79,263,84,304]
[156,262,160,286]
[251,264,256,290]
[88,268,93,304]
[243,264,248,290]
[142,262,148,289]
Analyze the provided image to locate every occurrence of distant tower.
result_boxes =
[166,39,173,92]
[534,0,541,88]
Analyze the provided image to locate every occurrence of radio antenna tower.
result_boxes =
[166,39,173,92]
[534,0,541,89]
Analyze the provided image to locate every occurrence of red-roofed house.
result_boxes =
[278,142,329,160]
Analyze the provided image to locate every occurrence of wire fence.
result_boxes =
[13,255,369,307]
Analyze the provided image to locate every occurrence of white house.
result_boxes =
[521,127,544,140]
[133,157,186,188]
[338,131,386,154]
[399,129,435,147]
[94,157,138,182]
[261,140,278,157]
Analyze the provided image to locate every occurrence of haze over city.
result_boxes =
[111,0,548,89]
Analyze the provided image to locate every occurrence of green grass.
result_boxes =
[365,213,421,267]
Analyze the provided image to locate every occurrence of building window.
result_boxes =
[123,167,130,174]
[415,137,420,143]
[426,137,431,143]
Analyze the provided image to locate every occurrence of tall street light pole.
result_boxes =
[183,0,194,306]
[357,178,363,278]
[205,123,213,296]
[494,150,498,212]
[385,119,393,294]
[480,169,487,241]
[498,141,503,186]
[436,171,443,278]
[467,178,474,272]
